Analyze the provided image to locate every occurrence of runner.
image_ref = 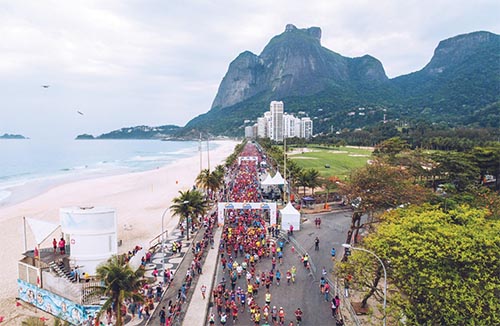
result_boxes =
[294,308,303,325]
[286,269,292,285]
[278,307,285,325]
[271,306,278,325]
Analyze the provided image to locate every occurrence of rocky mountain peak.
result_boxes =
[210,24,386,110]
[424,31,500,75]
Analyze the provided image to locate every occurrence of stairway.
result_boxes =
[48,261,82,301]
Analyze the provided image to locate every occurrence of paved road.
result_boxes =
[209,208,353,326]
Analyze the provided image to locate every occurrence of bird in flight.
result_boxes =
[77,110,84,115]
[41,85,50,88]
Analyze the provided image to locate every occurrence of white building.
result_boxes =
[270,101,284,142]
[257,117,268,138]
[283,113,296,138]
[300,117,313,139]
[245,126,254,138]
[250,101,313,141]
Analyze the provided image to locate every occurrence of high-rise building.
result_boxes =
[257,117,267,138]
[301,117,313,139]
[249,101,313,141]
[283,113,296,138]
[244,126,254,138]
[270,101,284,142]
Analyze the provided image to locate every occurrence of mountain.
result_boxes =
[75,125,180,140]
[181,26,499,136]
[392,31,500,127]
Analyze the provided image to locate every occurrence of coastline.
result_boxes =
[0,139,239,320]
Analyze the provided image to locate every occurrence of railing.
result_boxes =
[325,273,361,326]
[149,230,169,251]
[48,262,82,303]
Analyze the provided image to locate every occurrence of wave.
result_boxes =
[0,140,202,199]
[126,155,172,162]
[0,190,11,202]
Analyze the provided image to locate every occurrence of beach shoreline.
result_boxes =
[0,139,239,322]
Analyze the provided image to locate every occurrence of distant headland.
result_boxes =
[0,133,28,139]
[75,125,181,140]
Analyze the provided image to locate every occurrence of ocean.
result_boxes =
[0,139,207,207]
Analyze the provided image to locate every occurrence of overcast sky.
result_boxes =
[1,0,498,139]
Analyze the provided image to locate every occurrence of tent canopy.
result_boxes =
[261,174,274,186]
[26,217,60,245]
[280,202,300,231]
[271,171,286,185]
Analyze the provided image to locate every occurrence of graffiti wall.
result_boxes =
[17,279,100,325]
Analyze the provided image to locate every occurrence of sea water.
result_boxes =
[0,139,207,206]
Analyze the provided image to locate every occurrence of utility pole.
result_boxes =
[284,137,288,202]
[199,133,202,173]
[207,134,211,172]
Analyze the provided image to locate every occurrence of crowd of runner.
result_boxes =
[209,143,307,326]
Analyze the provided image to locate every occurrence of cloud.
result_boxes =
[0,0,498,138]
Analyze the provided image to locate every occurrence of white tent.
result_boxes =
[271,171,287,185]
[25,217,60,246]
[261,174,274,186]
[280,202,301,231]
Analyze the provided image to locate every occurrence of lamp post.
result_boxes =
[161,208,170,274]
[342,243,387,326]
[183,200,190,241]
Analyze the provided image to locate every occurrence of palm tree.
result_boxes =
[321,176,339,207]
[297,170,309,195]
[196,167,224,200]
[170,189,209,240]
[91,255,145,326]
[305,169,321,195]
[195,169,211,192]
[21,317,45,326]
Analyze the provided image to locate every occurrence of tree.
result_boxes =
[21,317,46,326]
[342,162,431,246]
[373,137,410,164]
[321,176,339,206]
[365,205,500,325]
[196,167,224,199]
[296,170,309,195]
[170,189,209,231]
[471,145,500,190]
[428,151,480,191]
[305,169,321,195]
[92,255,145,326]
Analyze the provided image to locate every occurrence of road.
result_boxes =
[209,208,353,326]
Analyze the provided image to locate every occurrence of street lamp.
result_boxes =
[182,200,190,241]
[342,243,387,326]
[161,208,170,273]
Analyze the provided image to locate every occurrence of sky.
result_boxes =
[0,0,498,139]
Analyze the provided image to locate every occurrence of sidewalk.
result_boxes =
[126,227,191,326]
[182,227,222,326]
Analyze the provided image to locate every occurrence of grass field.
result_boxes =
[288,145,373,179]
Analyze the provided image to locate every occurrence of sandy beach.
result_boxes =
[0,139,238,322]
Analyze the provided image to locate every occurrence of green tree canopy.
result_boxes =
[92,255,145,326]
[170,189,209,229]
[366,205,500,325]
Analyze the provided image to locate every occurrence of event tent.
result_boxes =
[261,174,274,186]
[280,202,301,231]
[271,171,287,185]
